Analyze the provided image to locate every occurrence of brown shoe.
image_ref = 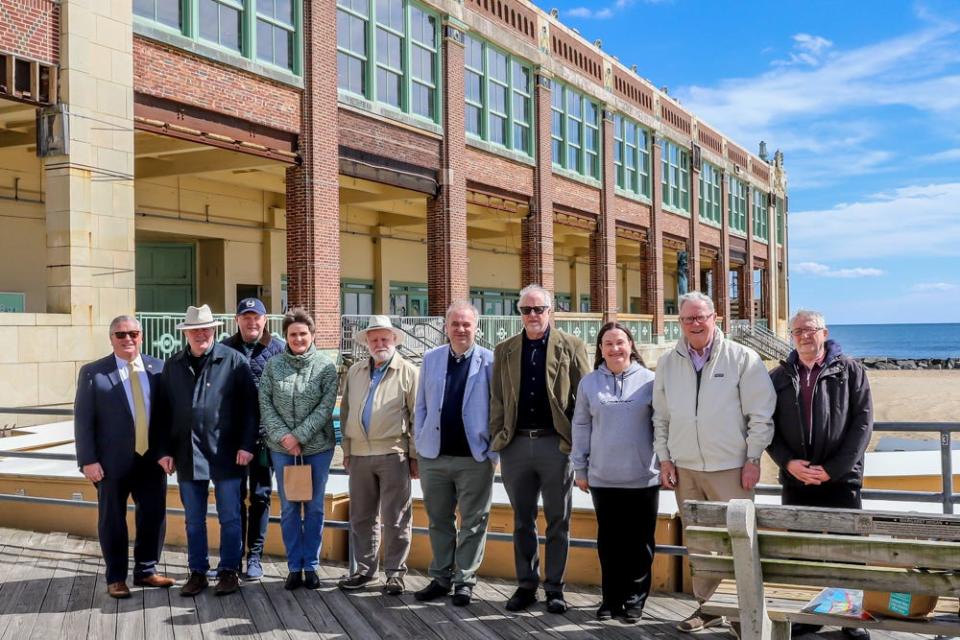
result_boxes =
[180,571,208,597]
[107,581,131,599]
[215,570,240,596]
[134,574,175,588]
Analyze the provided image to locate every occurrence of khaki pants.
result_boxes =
[675,466,753,603]
[348,453,412,578]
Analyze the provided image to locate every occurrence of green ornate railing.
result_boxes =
[137,313,285,359]
[663,316,682,341]
[618,315,654,344]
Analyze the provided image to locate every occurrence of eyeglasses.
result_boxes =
[519,305,549,316]
[790,328,824,338]
[679,314,714,325]
[113,330,141,339]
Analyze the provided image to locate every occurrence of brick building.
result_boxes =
[0,0,788,411]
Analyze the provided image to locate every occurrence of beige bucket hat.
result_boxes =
[355,315,405,346]
[176,304,224,330]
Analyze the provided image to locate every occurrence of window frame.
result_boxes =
[698,162,722,225]
[728,176,748,234]
[753,188,769,242]
[776,196,785,245]
[551,81,601,180]
[613,113,651,198]
[661,137,690,213]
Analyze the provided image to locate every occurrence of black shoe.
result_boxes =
[791,623,823,637]
[452,584,473,607]
[596,603,615,621]
[414,579,452,602]
[545,591,568,614]
[180,571,208,597]
[505,587,537,612]
[303,571,320,589]
[215,570,240,596]
[842,629,870,640]
[284,571,303,591]
[622,595,643,623]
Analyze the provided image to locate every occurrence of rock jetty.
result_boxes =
[858,357,959,371]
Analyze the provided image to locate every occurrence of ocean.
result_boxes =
[826,323,960,360]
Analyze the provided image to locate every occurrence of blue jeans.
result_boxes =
[179,477,243,573]
[272,449,334,572]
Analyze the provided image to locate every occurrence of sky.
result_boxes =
[533,0,960,324]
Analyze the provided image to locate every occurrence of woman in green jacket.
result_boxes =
[259,308,338,590]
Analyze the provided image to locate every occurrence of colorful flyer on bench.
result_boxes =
[801,588,876,621]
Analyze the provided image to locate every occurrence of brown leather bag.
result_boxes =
[283,456,313,502]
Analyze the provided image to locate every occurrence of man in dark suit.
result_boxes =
[74,315,175,599]
[152,304,258,597]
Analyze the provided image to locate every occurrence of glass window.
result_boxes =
[699,162,722,224]
[337,0,368,94]
[728,176,747,233]
[409,6,436,119]
[776,196,785,245]
[753,189,768,240]
[661,139,690,212]
[613,113,650,197]
[551,82,600,178]
[199,0,243,51]
[134,0,181,28]
[463,35,533,155]
[464,36,483,136]
[256,0,294,69]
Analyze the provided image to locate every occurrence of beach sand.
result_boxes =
[761,369,960,483]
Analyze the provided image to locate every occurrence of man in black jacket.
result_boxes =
[152,304,258,597]
[221,297,284,580]
[768,309,873,640]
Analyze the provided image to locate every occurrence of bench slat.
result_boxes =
[702,593,960,635]
[691,555,960,596]
[686,526,960,569]
[683,501,960,539]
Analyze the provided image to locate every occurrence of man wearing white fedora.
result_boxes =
[151,304,259,597]
[338,315,419,595]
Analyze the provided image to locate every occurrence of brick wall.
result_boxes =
[553,175,600,214]
[338,109,441,171]
[0,0,58,63]
[522,73,555,292]
[133,37,301,133]
[700,225,721,247]
[613,195,652,228]
[464,148,534,197]
[661,211,690,238]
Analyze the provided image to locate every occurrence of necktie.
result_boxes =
[129,362,149,455]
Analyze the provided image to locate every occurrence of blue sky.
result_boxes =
[534,0,960,324]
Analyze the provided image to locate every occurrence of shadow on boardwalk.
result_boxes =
[0,528,917,639]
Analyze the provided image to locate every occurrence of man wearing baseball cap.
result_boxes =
[221,297,284,580]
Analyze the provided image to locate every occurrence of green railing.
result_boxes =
[663,316,682,341]
[618,315,654,344]
[137,313,285,359]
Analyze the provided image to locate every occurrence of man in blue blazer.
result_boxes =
[74,315,174,599]
[412,301,496,607]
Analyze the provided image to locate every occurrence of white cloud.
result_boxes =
[773,33,834,67]
[793,262,884,278]
[566,0,656,20]
[918,147,960,163]
[912,282,958,291]
[789,182,960,261]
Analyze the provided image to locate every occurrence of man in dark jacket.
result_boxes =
[152,304,258,597]
[221,297,283,580]
[768,309,873,640]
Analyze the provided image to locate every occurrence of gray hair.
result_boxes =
[108,315,141,335]
[445,300,479,323]
[518,284,553,309]
[790,309,826,329]
[678,291,715,314]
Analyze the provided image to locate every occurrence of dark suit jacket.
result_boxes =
[74,353,164,478]
[150,343,258,481]
[489,328,591,454]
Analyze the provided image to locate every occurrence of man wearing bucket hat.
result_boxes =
[151,304,259,597]
[221,297,284,580]
[338,315,419,595]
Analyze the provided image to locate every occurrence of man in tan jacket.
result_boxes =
[338,316,419,595]
[489,284,591,614]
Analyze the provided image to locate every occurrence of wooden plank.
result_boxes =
[690,555,960,596]
[115,539,147,640]
[682,501,960,539]
[236,554,292,640]
[310,564,382,639]
[142,550,175,640]
[61,538,100,640]
[260,555,345,639]
[160,546,203,640]
[27,533,85,640]
[395,571,506,640]
[87,537,119,640]
[480,576,605,640]
[686,526,960,569]
[0,530,59,639]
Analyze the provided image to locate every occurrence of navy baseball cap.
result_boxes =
[237,298,267,315]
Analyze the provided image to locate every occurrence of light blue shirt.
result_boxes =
[361,356,391,432]
[115,354,151,425]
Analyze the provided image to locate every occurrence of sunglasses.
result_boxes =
[113,330,141,339]
[519,305,549,316]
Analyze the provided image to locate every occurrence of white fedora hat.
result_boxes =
[355,315,405,346]
[176,304,224,330]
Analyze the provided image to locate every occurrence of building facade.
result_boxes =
[0,0,788,412]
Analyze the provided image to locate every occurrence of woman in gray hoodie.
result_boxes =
[572,321,659,623]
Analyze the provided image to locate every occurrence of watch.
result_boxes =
[746,456,761,466]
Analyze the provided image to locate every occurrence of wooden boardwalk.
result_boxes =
[0,528,938,639]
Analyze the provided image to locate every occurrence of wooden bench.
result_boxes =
[682,499,960,640]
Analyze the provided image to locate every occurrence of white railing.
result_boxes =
[137,313,285,359]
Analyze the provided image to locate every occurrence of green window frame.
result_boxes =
[699,162,722,224]
[134,0,303,74]
[776,196,785,245]
[551,82,600,179]
[753,189,769,241]
[335,0,441,122]
[613,113,651,198]
[471,289,520,316]
[661,138,690,212]
[462,35,533,155]
[728,176,747,233]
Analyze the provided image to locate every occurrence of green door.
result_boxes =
[136,243,195,312]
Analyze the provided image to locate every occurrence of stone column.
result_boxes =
[645,134,665,338]
[590,108,617,321]
[426,19,469,315]
[688,152,701,293]
[743,185,755,324]
[285,0,341,348]
[522,71,554,292]
[45,0,136,335]
[718,171,731,325]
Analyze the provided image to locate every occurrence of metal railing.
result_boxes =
[728,319,792,361]
[137,313,285,360]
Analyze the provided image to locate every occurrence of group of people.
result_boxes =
[74,285,872,639]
